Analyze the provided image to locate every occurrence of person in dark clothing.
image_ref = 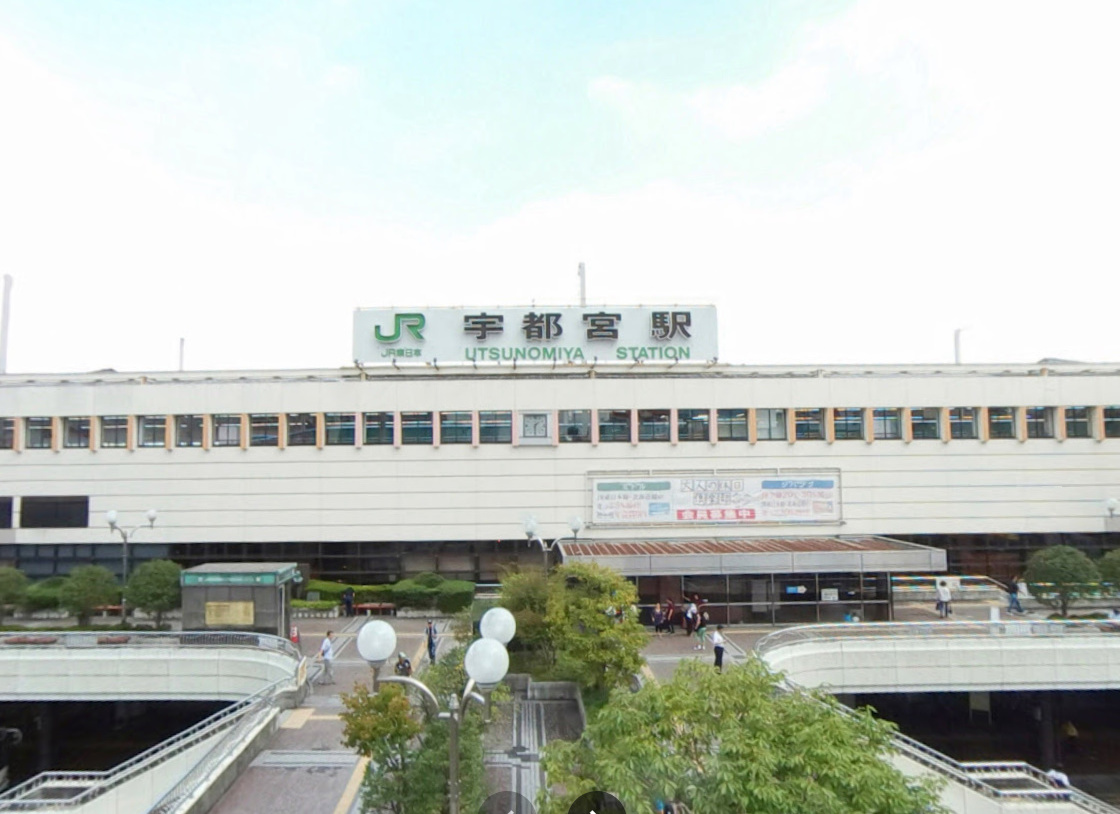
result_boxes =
[664,599,676,634]
[341,586,355,617]
[1005,575,1024,614]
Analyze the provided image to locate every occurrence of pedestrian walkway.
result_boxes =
[207,615,450,814]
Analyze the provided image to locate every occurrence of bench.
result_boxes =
[354,602,397,617]
[93,605,124,616]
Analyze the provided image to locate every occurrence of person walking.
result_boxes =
[425,619,438,664]
[1006,575,1024,614]
[936,580,953,619]
[664,599,676,634]
[684,598,698,636]
[394,651,412,677]
[652,603,665,636]
[341,586,355,617]
[693,611,708,650]
[316,630,336,685]
[710,625,727,672]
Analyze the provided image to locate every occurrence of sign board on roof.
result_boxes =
[353,306,718,365]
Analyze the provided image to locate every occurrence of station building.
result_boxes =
[2,305,1119,623]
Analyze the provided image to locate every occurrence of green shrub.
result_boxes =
[436,580,475,613]
[292,599,340,611]
[305,579,349,601]
[389,579,437,608]
[354,585,392,603]
[23,578,66,612]
[412,572,444,589]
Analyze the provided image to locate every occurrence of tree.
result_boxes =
[1023,545,1101,617]
[339,646,490,814]
[340,683,422,814]
[124,559,182,627]
[1099,549,1120,596]
[499,567,555,669]
[539,659,947,814]
[0,566,30,625]
[545,562,648,692]
[59,565,119,626]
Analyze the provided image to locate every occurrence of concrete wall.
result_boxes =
[2,363,1120,547]
[0,646,299,702]
[761,629,1120,694]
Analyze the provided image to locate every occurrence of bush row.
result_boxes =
[305,573,475,613]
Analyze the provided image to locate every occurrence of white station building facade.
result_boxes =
[2,305,1119,623]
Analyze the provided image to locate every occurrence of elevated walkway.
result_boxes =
[0,633,307,813]
[756,621,1120,814]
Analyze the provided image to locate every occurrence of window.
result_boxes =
[213,414,242,447]
[364,412,395,445]
[287,413,318,446]
[949,408,978,439]
[440,412,472,444]
[677,409,709,441]
[717,409,747,441]
[637,409,670,442]
[0,418,12,449]
[479,411,511,444]
[794,409,824,440]
[873,408,901,440]
[1105,407,1120,438]
[988,407,1015,439]
[911,408,940,440]
[833,408,863,440]
[325,413,355,445]
[250,414,279,446]
[1064,407,1090,439]
[757,408,787,441]
[64,417,90,448]
[0,497,10,528]
[138,416,166,447]
[25,417,52,449]
[101,416,127,448]
[559,410,591,443]
[20,496,89,528]
[176,415,203,447]
[598,410,631,442]
[1025,407,1053,439]
[401,412,433,445]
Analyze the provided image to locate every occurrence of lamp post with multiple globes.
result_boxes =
[105,508,157,620]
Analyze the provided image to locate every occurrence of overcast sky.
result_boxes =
[2,1,1119,374]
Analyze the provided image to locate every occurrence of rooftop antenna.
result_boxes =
[179,337,185,372]
[578,262,586,307]
[0,275,12,374]
[954,327,967,365]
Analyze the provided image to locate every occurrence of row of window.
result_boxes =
[3,406,1119,451]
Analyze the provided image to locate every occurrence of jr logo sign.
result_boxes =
[374,313,425,343]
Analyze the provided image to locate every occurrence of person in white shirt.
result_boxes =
[709,625,727,673]
[936,580,953,619]
[1045,768,1070,788]
[316,630,336,685]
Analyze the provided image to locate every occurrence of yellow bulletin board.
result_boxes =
[205,601,255,627]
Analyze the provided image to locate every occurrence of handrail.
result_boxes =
[0,672,297,811]
[0,630,302,661]
[756,623,1120,813]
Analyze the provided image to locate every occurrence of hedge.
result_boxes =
[23,578,67,612]
[436,580,475,613]
[303,577,474,611]
[292,599,339,611]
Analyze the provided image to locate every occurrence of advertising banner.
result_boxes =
[353,305,717,365]
[590,471,841,526]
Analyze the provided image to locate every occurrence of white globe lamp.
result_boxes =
[464,638,509,691]
[356,620,398,668]
[479,607,516,645]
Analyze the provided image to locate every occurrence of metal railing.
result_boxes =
[755,623,1120,813]
[0,630,302,661]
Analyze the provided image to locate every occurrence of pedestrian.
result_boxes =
[341,586,355,617]
[316,630,336,685]
[684,598,698,635]
[936,580,953,619]
[394,651,412,677]
[710,624,726,672]
[1045,767,1070,788]
[652,603,665,636]
[426,619,438,664]
[1005,575,1024,614]
[664,599,676,634]
[693,610,708,650]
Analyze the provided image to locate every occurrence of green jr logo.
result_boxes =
[374,313,425,343]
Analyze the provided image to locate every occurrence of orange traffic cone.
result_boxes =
[290,625,300,644]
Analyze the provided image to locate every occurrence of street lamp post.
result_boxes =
[523,515,583,571]
[356,607,516,814]
[106,509,157,619]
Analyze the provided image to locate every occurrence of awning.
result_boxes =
[556,536,946,577]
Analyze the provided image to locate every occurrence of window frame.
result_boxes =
[717,409,747,441]
[677,409,709,441]
[325,413,355,446]
[637,409,671,442]
[176,415,204,447]
[212,414,242,447]
[987,407,1016,439]
[0,418,13,450]
[833,408,864,441]
[597,409,632,443]
[249,414,279,447]
[25,417,53,449]
[479,411,512,444]
[364,412,395,445]
[558,410,591,443]
[873,408,902,440]
[910,408,940,440]
[439,411,473,444]
[137,415,166,448]
[401,412,433,445]
[1025,407,1054,439]
[63,417,90,449]
[794,409,824,441]
[1104,407,1120,438]
[756,408,787,441]
[1064,407,1091,439]
[949,407,978,440]
[286,413,318,447]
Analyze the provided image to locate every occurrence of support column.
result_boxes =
[1038,692,1057,769]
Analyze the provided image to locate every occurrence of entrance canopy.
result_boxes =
[557,536,946,577]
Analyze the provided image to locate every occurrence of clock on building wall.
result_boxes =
[520,412,551,443]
